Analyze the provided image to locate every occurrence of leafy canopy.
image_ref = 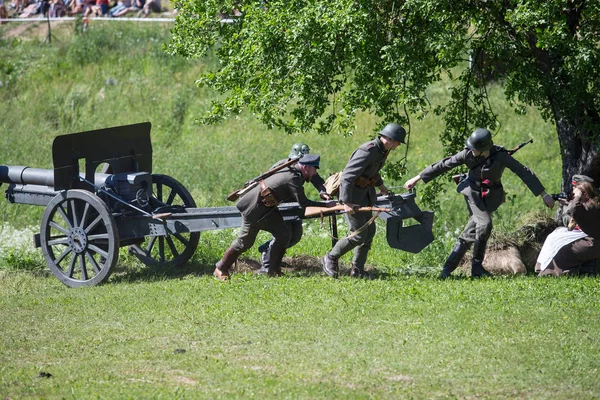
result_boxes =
[168,0,600,181]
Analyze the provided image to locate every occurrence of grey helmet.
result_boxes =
[289,143,310,159]
[466,128,493,152]
[379,123,406,143]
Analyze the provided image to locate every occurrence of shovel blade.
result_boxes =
[386,211,434,253]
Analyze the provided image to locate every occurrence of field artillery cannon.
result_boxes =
[1,123,434,287]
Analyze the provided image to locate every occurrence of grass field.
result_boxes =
[2,269,600,399]
[1,21,598,399]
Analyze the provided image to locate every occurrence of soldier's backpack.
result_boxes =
[324,172,342,198]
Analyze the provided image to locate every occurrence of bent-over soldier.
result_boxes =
[214,154,333,280]
[257,143,332,274]
[404,128,555,278]
[321,123,406,278]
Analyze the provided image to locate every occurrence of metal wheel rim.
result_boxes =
[128,174,200,267]
[40,190,119,288]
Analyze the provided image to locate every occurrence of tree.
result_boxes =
[168,0,600,192]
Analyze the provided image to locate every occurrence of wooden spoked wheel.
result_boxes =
[128,174,200,267]
[40,190,119,288]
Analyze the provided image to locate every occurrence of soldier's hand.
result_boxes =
[403,175,421,191]
[378,184,390,195]
[319,191,332,200]
[542,193,555,209]
[343,202,359,214]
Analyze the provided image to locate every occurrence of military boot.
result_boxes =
[350,263,368,278]
[214,247,239,281]
[471,239,491,278]
[321,252,339,278]
[267,244,286,277]
[257,243,271,275]
[439,240,470,279]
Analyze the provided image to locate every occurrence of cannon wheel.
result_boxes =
[128,174,200,267]
[40,190,119,288]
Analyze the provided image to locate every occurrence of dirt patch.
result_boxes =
[1,19,70,40]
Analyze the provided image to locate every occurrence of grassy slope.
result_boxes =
[2,22,597,399]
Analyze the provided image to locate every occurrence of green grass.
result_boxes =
[0,21,595,399]
[2,270,600,399]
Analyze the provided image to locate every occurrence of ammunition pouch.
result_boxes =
[452,173,467,185]
[259,180,279,207]
[355,174,380,189]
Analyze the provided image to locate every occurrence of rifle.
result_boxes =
[227,158,299,202]
[451,138,534,185]
[305,204,391,218]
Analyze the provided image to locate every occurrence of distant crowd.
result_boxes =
[0,0,166,20]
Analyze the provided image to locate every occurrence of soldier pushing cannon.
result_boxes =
[0,123,435,287]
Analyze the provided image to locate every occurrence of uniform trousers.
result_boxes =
[230,211,291,263]
[329,211,376,268]
[459,195,493,243]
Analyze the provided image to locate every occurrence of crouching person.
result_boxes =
[538,179,600,276]
[214,154,334,281]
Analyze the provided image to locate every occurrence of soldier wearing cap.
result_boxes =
[321,122,406,278]
[214,154,334,280]
[257,143,332,274]
[404,128,555,278]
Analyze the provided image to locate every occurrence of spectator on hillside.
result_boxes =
[137,0,158,17]
[84,0,107,16]
[79,0,94,15]
[111,0,142,17]
[48,0,65,17]
[0,0,7,21]
[107,0,129,17]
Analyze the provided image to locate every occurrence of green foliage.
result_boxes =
[169,0,600,191]
[168,0,468,137]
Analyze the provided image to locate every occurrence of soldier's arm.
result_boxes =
[419,150,467,184]
[311,172,327,192]
[290,179,322,208]
[503,153,545,196]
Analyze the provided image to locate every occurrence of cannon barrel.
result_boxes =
[0,165,109,187]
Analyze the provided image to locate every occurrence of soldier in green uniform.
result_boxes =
[257,143,332,274]
[321,123,406,278]
[215,154,334,281]
[403,128,555,278]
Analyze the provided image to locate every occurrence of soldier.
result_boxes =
[214,154,334,281]
[321,123,406,278]
[404,128,555,278]
[257,143,332,274]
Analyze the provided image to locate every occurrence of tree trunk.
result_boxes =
[554,114,600,191]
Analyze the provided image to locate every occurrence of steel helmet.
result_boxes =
[289,143,310,159]
[379,123,406,143]
[466,128,493,152]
